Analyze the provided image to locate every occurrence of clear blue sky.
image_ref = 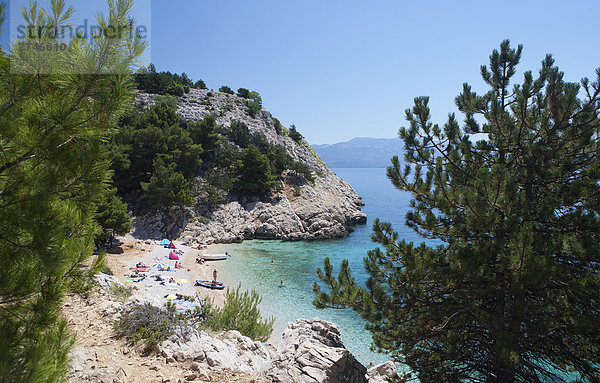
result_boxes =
[4,1,600,144]
[148,0,600,144]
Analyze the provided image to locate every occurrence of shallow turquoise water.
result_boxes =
[214,168,426,367]
[210,168,581,381]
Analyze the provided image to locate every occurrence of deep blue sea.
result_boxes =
[212,168,425,367]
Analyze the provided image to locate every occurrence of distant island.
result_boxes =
[312,137,403,168]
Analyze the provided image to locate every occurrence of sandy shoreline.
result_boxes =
[105,238,232,308]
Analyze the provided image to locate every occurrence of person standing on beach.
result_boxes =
[213,269,218,281]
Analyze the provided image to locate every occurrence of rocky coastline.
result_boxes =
[130,89,367,244]
[66,263,402,382]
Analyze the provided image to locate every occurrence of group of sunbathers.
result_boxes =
[155,276,177,285]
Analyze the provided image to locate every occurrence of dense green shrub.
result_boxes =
[245,100,261,117]
[94,186,132,242]
[288,124,304,144]
[140,156,194,206]
[264,142,314,183]
[266,144,291,174]
[288,161,314,183]
[248,91,262,104]
[236,87,250,98]
[186,114,222,156]
[250,132,270,152]
[135,65,193,96]
[165,82,186,97]
[235,145,278,194]
[194,79,207,89]
[207,284,274,342]
[153,94,178,109]
[109,102,202,206]
[236,88,262,104]
[214,142,242,170]
[228,120,251,148]
[219,86,234,94]
[272,117,282,134]
[114,303,180,350]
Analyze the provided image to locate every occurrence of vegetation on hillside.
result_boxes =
[314,41,600,381]
[219,85,234,95]
[109,89,315,207]
[134,64,207,96]
[288,124,304,144]
[0,0,144,381]
[109,101,203,206]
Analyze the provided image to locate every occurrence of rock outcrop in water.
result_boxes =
[131,89,366,243]
[267,318,367,382]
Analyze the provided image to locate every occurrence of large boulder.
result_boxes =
[366,361,403,383]
[158,327,272,373]
[267,318,368,383]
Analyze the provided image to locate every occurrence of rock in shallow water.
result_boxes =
[267,318,367,383]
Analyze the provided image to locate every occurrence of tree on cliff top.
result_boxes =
[314,41,600,382]
[0,0,145,380]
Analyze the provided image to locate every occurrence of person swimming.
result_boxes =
[280,280,285,287]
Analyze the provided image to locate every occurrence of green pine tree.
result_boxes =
[109,101,202,198]
[140,156,194,206]
[235,145,278,195]
[314,41,600,381]
[187,114,222,156]
[95,186,133,244]
[0,0,145,381]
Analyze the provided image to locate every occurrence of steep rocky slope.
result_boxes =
[132,89,366,243]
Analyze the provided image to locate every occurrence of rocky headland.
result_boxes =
[131,88,366,244]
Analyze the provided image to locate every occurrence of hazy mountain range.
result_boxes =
[312,137,403,168]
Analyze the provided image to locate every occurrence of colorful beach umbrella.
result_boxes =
[176,279,189,285]
[152,263,167,269]
[160,239,170,246]
[165,294,177,300]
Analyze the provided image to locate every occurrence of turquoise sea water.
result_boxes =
[214,168,426,367]
[209,167,581,381]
